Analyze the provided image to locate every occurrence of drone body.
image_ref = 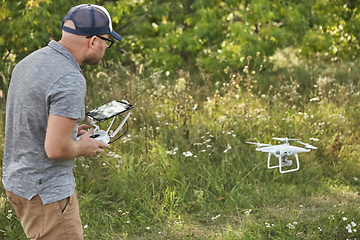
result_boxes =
[247,137,317,173]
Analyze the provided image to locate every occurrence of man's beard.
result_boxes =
[82,55,102,65]
[82,54,102,65]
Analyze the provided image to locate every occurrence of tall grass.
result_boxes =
[1,54,360,239]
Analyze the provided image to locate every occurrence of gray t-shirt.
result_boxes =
[2,40,86,204]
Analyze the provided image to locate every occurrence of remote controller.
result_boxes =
[90,129,110,143]
[76,100,133,144]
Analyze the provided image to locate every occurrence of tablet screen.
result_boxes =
[86,100,134,122]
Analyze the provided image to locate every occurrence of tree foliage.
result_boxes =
[1,0,360,75]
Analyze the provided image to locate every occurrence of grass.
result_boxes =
[1,52,360,239]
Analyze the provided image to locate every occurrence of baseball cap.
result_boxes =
[61,4,121,41]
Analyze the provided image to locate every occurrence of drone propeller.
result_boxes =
[297,141,318,150]
[246,142,272,148]
[272,137,301,142]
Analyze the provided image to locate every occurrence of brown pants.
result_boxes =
[6,190,83,240]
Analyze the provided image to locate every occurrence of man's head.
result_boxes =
[61,4,121,41]
[59,4,121,66]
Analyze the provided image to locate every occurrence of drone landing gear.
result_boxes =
[267,153,300,173]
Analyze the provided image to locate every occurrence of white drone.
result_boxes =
[246,137,318,173]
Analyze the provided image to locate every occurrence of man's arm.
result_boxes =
[44,113,109,160]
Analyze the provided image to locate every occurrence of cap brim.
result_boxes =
[111,31,122,41]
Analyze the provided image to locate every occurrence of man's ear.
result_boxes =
[87,36,96,49]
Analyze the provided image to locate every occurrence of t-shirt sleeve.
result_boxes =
[47,74,86,120]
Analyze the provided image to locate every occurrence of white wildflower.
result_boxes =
[183,151,193,157]
[224,144,232,153]
[288,223,295,229]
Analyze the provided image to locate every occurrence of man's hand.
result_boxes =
[77,124,91,137]
[76,128,110,157]
[45,114,110,160]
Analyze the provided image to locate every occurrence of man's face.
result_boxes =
[83,34,109,65]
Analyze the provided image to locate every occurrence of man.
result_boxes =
[2,4,121,240]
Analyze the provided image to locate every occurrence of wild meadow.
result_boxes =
[1,50,360,239]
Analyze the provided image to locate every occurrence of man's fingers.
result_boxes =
[78,130,87,135]
[78,124,91,130]
[84,128,94,136]
[98,141,110,149]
